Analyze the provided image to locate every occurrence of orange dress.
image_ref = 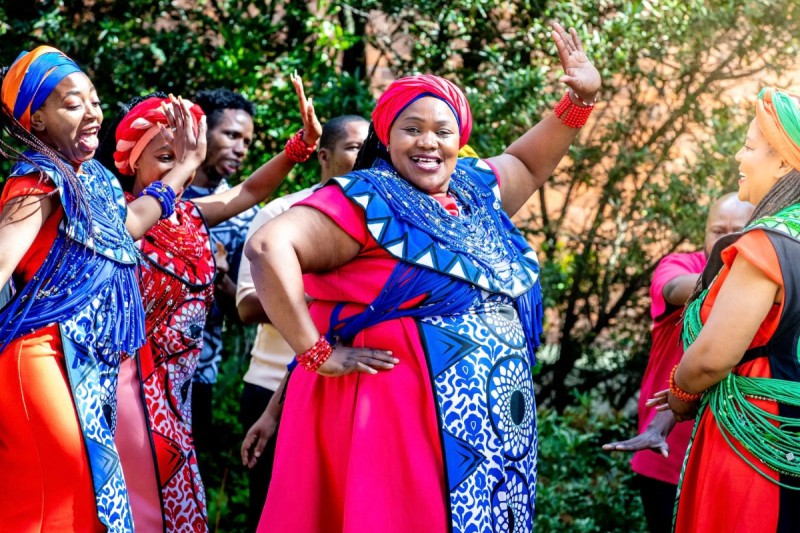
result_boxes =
[674,229,800,532]
[0,151,145,532]
[0,177,104,532]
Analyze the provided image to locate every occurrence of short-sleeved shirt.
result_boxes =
[631,250,706,484]
[183,179,259,384]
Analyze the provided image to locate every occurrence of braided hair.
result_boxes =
[353,123,390,171]
[745,169,800,223]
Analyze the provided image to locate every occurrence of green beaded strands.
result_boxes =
[680,204,800,488]
[681,289,707,352]
[708,375,800,488]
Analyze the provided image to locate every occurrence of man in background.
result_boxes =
[182,88,259,476]
[606,192,753,533]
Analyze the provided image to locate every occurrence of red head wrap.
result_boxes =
[113,97,204,176]
[371,74,472,149]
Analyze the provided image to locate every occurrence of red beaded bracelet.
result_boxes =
[669,365,703,403]
[296,335,333,372]
[284,128,318,163]
[554,90,595,128]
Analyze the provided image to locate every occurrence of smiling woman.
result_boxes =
[0,46,200,532]
[100,72,323,532]
[387,98,462,196]
[641,88,800,533]
[28,73,103,162]
[243,22,601,533]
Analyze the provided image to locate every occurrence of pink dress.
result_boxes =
[260,187,447,533]
[258,157,543,533]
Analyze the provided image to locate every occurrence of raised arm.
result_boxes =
[126,97,207,239]
[195,73,322,228]
[488,23,601,216]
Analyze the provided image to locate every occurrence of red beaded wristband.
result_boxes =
[669,365,703,403]
[284,128,318,163]
[554,90,594,128]
[296,335,333,372]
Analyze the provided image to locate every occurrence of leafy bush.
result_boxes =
[198,324,253,533]
[535,395,646,532]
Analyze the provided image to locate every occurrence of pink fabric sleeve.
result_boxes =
[650,252,705,320]
[481,158,501,187]
[294,185,369,245]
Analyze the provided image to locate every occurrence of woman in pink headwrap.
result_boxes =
[637,88,800,532]
[241,23,600,533]
[0,47,203,531]
[104,74,321,532]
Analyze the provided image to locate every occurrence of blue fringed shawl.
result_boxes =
[323,157,543,363]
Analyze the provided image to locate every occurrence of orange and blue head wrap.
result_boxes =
[114,96,205,176]
[756,87,800,172]
[1,46,84,131]
[371,74,472,149]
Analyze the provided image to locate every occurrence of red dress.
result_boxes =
[116,197,215,532]
[674,230,799,532]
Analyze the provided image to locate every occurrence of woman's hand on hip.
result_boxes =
[316,345,399,377]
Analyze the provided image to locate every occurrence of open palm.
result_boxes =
[552,22,601,102]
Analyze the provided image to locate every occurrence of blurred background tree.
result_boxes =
[1,1,799,530]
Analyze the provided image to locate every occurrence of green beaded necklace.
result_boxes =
[682,204,800,488]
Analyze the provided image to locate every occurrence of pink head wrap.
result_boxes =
[371,74,472,149]
[113,96,204,176]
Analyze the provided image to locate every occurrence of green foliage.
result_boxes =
[197,323,253,533]
[526,0,799,409]
[2,1,800,527]
[6,3,797,407]
[536,395,646,532]
[0,1,375,192]
[329,0,800,408]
